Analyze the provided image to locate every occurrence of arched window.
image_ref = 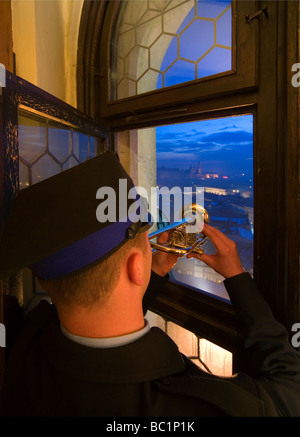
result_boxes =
[107,1,253,302]
[77,0,299,361]
[111,0,232,99]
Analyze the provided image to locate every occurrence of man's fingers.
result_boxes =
[156,231,169,245]
[202,224,235,254]
[186,251,213,266]
[187,224,244,278]
[202,223,228,243]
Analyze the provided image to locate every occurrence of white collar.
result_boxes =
[60,319,150,349]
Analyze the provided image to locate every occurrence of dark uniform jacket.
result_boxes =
[0,272,300,417]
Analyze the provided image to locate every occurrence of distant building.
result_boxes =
[157,167,182,183]
[204,187,240,196]
[204,187,227,196]
[204,173,220,179]
[187,162,202,179]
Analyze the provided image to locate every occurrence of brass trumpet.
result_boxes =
[149,204,209,255]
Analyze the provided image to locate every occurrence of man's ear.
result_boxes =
[126,251,144,286]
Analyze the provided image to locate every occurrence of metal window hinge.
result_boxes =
[246,6,269,24]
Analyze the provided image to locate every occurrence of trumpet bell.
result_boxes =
[149,204,209,255]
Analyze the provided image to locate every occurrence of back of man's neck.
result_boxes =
[57,301,145,339]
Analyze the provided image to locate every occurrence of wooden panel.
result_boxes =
[0,94,4,389]
[77,0,108,118]
[0,70,20,392]
[0,94,5,235]
[285,1,300,327]
[6,72,109,139]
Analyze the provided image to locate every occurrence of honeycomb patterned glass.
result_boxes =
[146,310,232,376]
[111,0,232,100]
[18,111,102,189]
[18,114,46,165]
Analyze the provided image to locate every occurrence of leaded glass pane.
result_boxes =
[17,108,106,304]
[19,160,30,189]
[48,122,71,162]
[62,155,80,171]
[31,154,61,184]
[89,136,102,158]
[73,131,89,162]
[18,114,46,164]
[18,112,103,190]
[111,0,232,100]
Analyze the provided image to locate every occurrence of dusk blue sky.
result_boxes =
[156,114,253,178]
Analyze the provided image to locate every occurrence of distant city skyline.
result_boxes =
[156,115,253,178]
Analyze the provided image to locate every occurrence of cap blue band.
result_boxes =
[30,220,134,280]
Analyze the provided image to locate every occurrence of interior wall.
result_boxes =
[11,0,83,107]
[0,0,13,72]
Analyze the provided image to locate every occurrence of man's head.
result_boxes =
[38,230,152,310]
[0,152,153,298]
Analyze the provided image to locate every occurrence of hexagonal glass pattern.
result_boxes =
[125,46,149,80]
[165,59,196,87]
[19,160,30,189]
[89,137,103,158]
[18,114,46,164]
[197,46,231,79]
[31,154,61,184]
[62,155,80,171]
[156,35,177,71]
[196,0,230,19]
[180,20,214,62]
[111,0,232,100]
[89,137,97,157]
[48,122,71,162]
[18,112,102,190]
[73,131,89,162]
[146,310,232,376]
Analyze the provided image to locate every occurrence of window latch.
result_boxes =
[246,6,269,24]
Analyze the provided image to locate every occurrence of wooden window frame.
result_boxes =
[77,0,300,366]
[98,0,258,125]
